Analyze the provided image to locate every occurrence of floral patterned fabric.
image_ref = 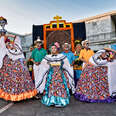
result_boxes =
[46,66,69,98]
[0,55,37,101]
[75,64,114,103]
[42,65,70,106]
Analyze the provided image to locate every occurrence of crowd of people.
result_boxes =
[0,29,116,107]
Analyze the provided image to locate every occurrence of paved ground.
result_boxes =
[0,96,116,116]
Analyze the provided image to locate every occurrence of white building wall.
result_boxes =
[21,34,33,59]
[111,18,115,32]
[85,16,116,50]
[86,16,111,36]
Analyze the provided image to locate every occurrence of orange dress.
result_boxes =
[79,48,94,62]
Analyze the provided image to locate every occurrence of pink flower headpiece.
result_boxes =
[54,42,60,48]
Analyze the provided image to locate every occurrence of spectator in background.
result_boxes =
[27,45,34,82]
[31,37,47,99]
[62,43,75,66]
[73,40,82,86]
[79,40,94,69]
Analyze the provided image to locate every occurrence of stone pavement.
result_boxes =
[0,100,8,109]
[0,96,116,116]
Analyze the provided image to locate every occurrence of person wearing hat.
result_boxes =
[31,37,47,98]
[79,40,94,68]
[31,37,47,75]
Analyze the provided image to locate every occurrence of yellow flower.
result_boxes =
[75,40,81,44]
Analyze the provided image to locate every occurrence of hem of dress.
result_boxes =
[41,95,69,107]
[0,89,37,101]
[74,93,115,103]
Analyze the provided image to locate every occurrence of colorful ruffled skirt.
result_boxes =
[0,55,37,101]
[75,64,115,103]
[41,66,70,107]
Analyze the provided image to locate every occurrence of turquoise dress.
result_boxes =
[42,61,70,106]
[36,54,75,107]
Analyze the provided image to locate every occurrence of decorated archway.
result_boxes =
[43,15,74,52]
